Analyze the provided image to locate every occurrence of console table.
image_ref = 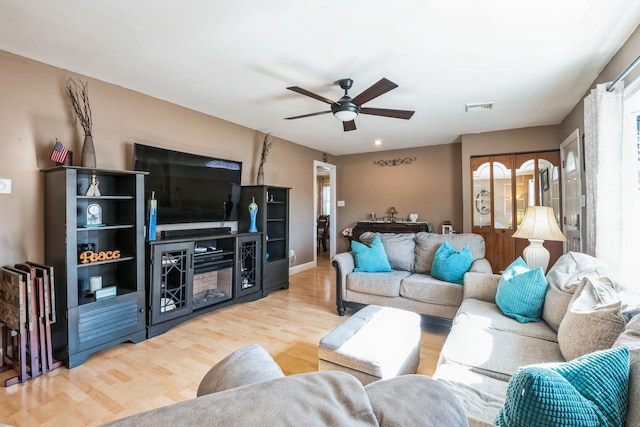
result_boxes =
[146,232,262,338]
[352,220,432,240]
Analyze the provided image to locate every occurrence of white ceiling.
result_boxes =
[1,1,640,155]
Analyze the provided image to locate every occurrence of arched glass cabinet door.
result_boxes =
[514,153,562,224]
[471,155,515,272]
[491,156,513,231]
[472,160,492,228]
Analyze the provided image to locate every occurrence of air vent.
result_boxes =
[465,102,494,112]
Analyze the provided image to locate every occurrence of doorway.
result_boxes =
[314,160,336,264]
[560,129,582,253]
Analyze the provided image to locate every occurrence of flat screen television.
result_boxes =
[133,143,242,225]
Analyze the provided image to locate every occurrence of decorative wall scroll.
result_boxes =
[373,157,417,167]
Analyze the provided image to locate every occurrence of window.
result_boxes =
[621,80,640,289]
[637,116,640,190]
[321,180,331,215]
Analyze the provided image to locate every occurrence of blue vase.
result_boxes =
[248,197,258,232]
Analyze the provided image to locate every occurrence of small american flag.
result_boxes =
[50,139,68,164]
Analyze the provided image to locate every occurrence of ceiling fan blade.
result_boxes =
[360,107,415,120]
[286,86,336,105]
[351,78,398,106]
[285,110,332,120]
[343,120,357,132]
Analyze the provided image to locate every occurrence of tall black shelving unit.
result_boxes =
[239,186,290,295]
[42,167,147,368]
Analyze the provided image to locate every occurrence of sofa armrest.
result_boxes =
[197,344,284,397]
[463,272,501,304]
[332,252,355,315]
[469,258,492,274]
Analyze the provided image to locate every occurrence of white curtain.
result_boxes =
[583,83,624,272]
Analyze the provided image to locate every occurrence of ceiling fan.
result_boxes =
[285,78,415,132]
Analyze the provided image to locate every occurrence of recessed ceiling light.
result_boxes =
[374,139,382,146]
[465,102,494,112]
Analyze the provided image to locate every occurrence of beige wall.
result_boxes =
[3,23,640,267]
[334,144,462,253]
[560,25,640,139]
[460,126,561,233]
[0,50,325,266]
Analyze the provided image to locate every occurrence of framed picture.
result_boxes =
[442,224,454,234]
[541,168,549,191]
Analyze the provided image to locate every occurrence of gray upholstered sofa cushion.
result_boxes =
[401,274,464,307]
[454,299,558,342]
[439,301,564,381]
[359,232,416,272]
[433,363,507,427]
[346,270,411,297]
[364,374,469,427]
[414,232,486,274]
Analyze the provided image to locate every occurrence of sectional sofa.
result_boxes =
[104,344,470,426]
[105,250,639,426]
[435,252,640,426]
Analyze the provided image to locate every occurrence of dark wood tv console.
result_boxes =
[145,231,263,338]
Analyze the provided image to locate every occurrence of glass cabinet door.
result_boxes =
[491,155,514,231]
[472,155,515,272]
[472,158,492,229]
[514,153,562,225]
[472,151,562,273]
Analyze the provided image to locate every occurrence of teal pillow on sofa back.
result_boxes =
[496,257,548,323]
[351,235,393,272]
[431,241,472,284]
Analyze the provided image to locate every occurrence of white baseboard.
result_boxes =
[290,261,316,275]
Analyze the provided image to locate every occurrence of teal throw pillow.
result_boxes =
[351,235,392,273]
[495,346,630,427]
[431,241,472,285]
[496,257,548,323]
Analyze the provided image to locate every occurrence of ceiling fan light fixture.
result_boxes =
[333,108,358,122]
[332,94,359,122]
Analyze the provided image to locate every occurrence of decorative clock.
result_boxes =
[475,189,491,215]
[86,203,103,226]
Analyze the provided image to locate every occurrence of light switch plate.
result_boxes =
[337,200,345,207]
[0,179,11,194]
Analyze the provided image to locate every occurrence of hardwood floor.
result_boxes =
[0,252,449,426]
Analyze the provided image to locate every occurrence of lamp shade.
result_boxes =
[512,206,566,242]
[388,206,398,215]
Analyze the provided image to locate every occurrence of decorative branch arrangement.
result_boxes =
[66,78,93,136]
[260,133,273,167]
[373,157,417,167]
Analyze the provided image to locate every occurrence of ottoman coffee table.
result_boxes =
[318,305,421,385]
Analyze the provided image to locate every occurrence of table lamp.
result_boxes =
[511,206,566,272]
[388,206,398,221]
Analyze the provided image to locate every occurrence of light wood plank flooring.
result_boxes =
[0,252,449,426]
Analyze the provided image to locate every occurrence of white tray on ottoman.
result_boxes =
[318,305,422,385]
